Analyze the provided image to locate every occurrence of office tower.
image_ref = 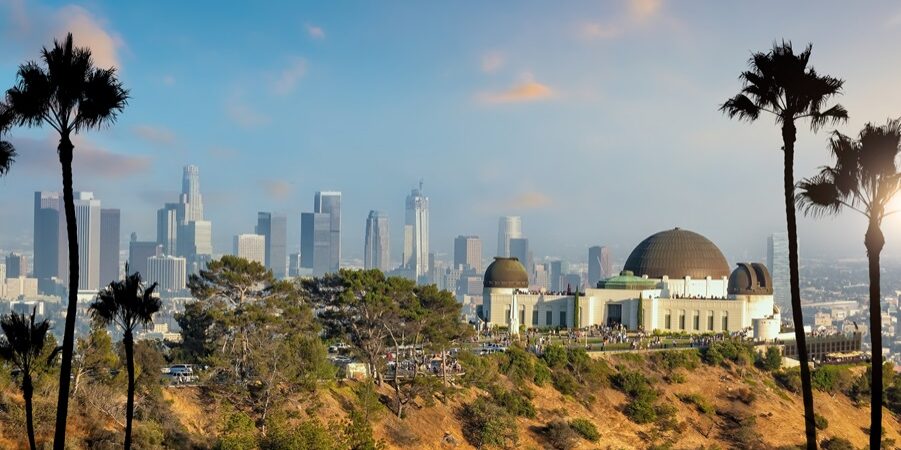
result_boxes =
[301,212,332,276]
[403,183,429,278]
[0,263,5,298]
[496,216,522,257]
[314,191,342,272]
[533,263,549,291]
[289,253,302,277]
[549,260,565,292]
[256,212,288,278]
[181,165,204,222]
[509,237,532,276]
[454,235,482,272]
[563,273,582,293]
[100,208,120,285]
[588,246,611,287]
[178,220,213,259]
[4,253,28,278]
[364,211,390,272]
[33,191,66,283]
[156,203,182,255]
[129,238,162,277]
[234,234,266,265]
[146,255,187,292]
[767,232,791,312]
[74,192,102,291]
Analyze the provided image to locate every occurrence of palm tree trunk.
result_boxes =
[24,372,36,450]
[124,330,135,450]
[782,121,817,449]
[865,218,885,450]
[53,134,79,450]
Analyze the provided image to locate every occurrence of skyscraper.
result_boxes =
[301,212,332,276]
[314,191,342,272]
[509,237,532,277]
[181,164,204,222]
[100,208,120,285]
[74,192,102,291]
[234,234,266,265]
[548,260,565,292]
[177,220,213,259]
[497,216,523,257]
[33,191,66,284]
[403,183,429,278]
[156,203,182,255]
[767,232,791,312]
[364,211,390,272]
[588,246,611,287]
[4,253,27,278]
[454,235,482,272]
[129,237,162,278]
[146,255,187,292]
[256,212,288,278]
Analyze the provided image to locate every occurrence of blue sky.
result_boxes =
[3,0,901,266]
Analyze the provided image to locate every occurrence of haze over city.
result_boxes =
[3,0,901,263]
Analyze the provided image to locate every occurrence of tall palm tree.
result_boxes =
[90,265,160,450]
[0,103,16,176]
[797,119,901,448]
[5,32,129,448]
[0,309,56,450]
[720,41,847,449]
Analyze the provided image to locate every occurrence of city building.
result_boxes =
[33,191,67,290]
[4,253,28,278]
[364,210,390,272]
[178,220,213,273]
[156,202,182,255]
[548,260,564,292]
[588,246,611,287]
[454,235,482,273]
[481,228,778,339]
[315,191,342,272]
[509,238,532,277]
[100,208,120,285]
[288,253,302,277]
[403,183,429,279]
[767,232,791,313]
[74,192,102,291]
[496,216,522,257]
[234,234,266,265]
[4,277,39,299]
[129,237,162,277]
[146,255,187,292]
[181,164,204,223]
[301,212,332,276]
[256,212,288,278]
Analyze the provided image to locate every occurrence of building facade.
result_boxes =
[767,232,791,313]
[256,212,288,278]
[146,255,187,292]
[100,208,120,286]
[234,234,266,265]
[496,216,522,257]
[4,253,27,278]
[315,191,342,272]
[454,235,482,273]
[301,212,333,276]
[364,210,390,272]
[588,245,611,288]
[403,184,429,279]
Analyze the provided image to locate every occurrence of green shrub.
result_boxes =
[676,393,714,415]
[702,340,755,366]
[665,371,686,384]
[533,360,552,386]
[542,344,568,369]
[727,387,756,405]
[500,345,536,385]
[460,397,519,449]
[624,392,658,424]
[542,419,579,450]
[654,401,681,432]
[568,418,600,442]
[458,350,498,389]
[215,411,257,450]
[551,370,579,396]
[811,365,853,394]
[813,413,828,430]
[774,368,802,393]
[651,350,700,372]
[491,388,536,418]
[611,369,655,399]
[344,409,384,450]
[757,346,782,371]
[820,437,854,450]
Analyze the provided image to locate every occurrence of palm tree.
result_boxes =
[0,103,16,175]
[0,309,56,450]
[5,32,129,448]
[720,41,847,449]
[90,265,160,450]
[797,119,901,448]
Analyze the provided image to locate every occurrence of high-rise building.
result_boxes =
[364,211,390,272]
[256,212,288,278]
[129,237,162,277]
[100,208,120,285]
[181,165,204,222]
[156,203,182,255]
[146,255,186,292]
[74,192,102,291]
[509,237,532,277]
[563,273,582,293]
[4,253,28,278]
[314,191,342,272]
[234,234,266,265]
[549,260,565,292]
[301,212,333,276]
[33,191,66,284]
[767,232,791,313]
[177,220,213,259]
[497,216,523,257]
[588,246,611,287]
[403,183,429,278]
[289,253,302,277]
[454,235,482,272]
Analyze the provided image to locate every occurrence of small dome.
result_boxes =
[483,257,529,288]
[623,228,730,279]
[728,263,773,295]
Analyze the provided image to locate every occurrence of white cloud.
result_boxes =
[478,73,554,104]
[271,57,307,95]
[225,91,270,128]
[306,23,325,39]
[481,52,505,73]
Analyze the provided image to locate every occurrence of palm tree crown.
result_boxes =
[0,103,15,175]
[798,119,901,218]
[91,266,161,333]
[6,33,128,135]
[720,41,847,129]
[0,309,53,375]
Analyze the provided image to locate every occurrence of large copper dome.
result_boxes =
[623,228,730,279]
[483,257,529,288]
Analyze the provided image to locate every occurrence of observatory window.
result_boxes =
[707,313,714,331]
[559,311,567,328]
[665,312,671,329]
[722,313,729,331]
[546,311,553,326]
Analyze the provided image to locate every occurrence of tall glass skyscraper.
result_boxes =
[33,191,66,286]
[403,183,429,278]
[588,245,611,287]
[364,210,390,272]
[301,212,333,276]
[314,191,341,272]
[497,216,522,257]
[181,164,204,222]
[100,208,120,286]
[256,212,288,278]
[74,192,101,291]
[767,232,791,313]
[454,235,482,272]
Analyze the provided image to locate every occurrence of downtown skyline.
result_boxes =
[5,1,901,262]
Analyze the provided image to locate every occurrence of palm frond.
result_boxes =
[796,173,843,217]
[75,67,129,131]
[5,61,51,128]
[720,94,761,121]
[0,140,15,176]
[91,269,160,333]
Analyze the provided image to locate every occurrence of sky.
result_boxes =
[3,0,901,268]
